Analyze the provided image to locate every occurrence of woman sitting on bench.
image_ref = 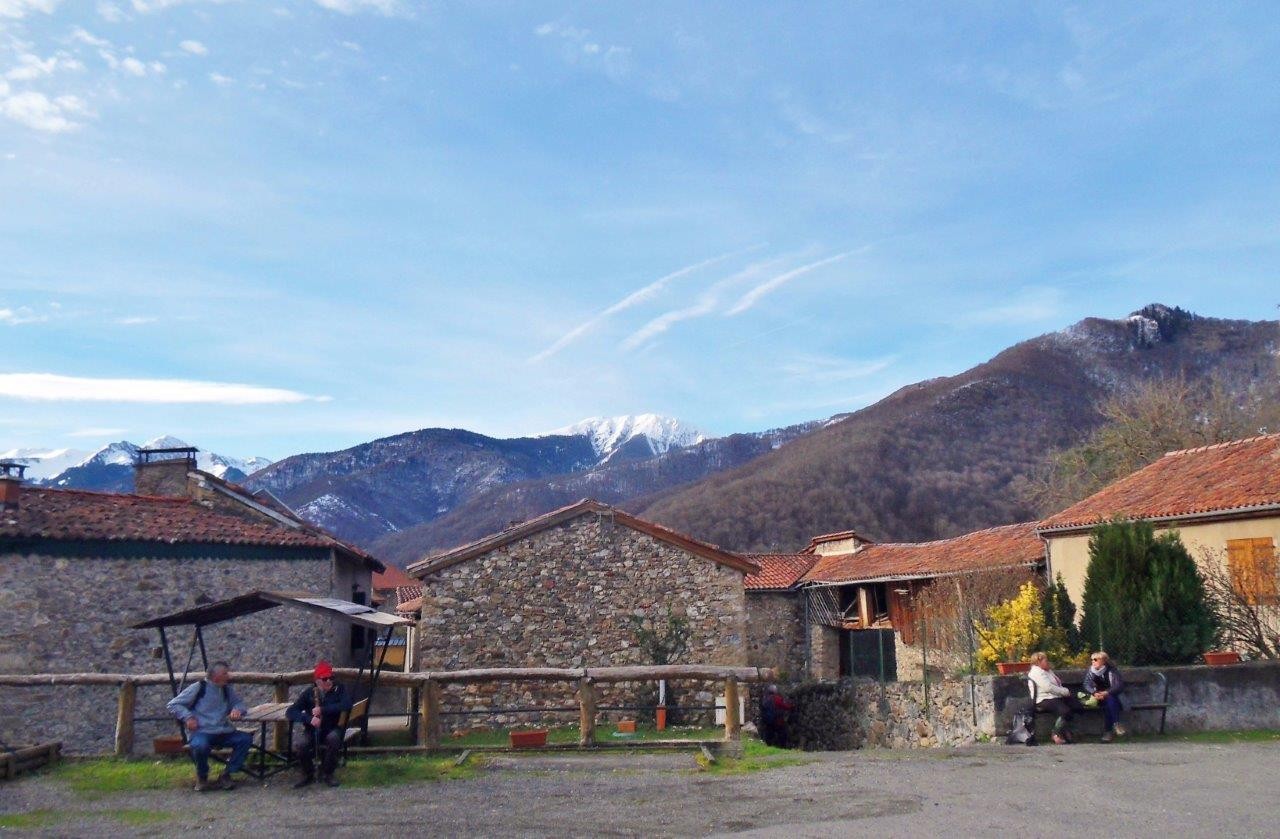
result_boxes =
[1028,651,1084,744]
[1084,651,1128,742]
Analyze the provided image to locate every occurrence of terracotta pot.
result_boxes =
[153,735,185,756]
[615,720,637,734]
[655,708,667,732]
[996,661,1032,675]
[509,729,548,749]
[1203,650,1241,666]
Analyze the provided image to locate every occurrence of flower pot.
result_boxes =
[655,707,667,732]
[615,719,637,734]
[996,661,1032,675]
[1203,650,1241,666]
[509,729,548,749]
[153,735,185,756]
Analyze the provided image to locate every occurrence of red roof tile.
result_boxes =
[743,554,818,590]
[395,585,423,614]
[373,564,418,591]
[1039,434,1280,532]
[801,522,1044,585]
[0,486,376,564]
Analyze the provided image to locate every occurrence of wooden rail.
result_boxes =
[0,742,61,780]
[0,665,775,757]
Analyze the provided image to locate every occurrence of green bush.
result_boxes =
[1079,520,1217,665]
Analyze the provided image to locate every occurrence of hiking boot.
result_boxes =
[1113,723,1128,737]
[217,771,237,791]
[194,778,215,792]
[293,774,315,789]
[322,774,340,788]
[1101,731,1115,743]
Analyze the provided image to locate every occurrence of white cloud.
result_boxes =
[0,0,60,20]
[0,88,84,132]
[340,40,361,52]
[208,71,232,85]
[528,249,753,363]
[120,56,147,76]
[96,1,123,21]
[312,0,398,14]
[130,0,232,11]
[0,373,330,404]
[6,55,57,81]
[726,251,860,316]
[179,40,207,56]
[115,316,157,325]
[0,305,48,324]
[67,426,128,437]
[73,28,111,47]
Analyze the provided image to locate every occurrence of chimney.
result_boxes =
[134,447,198,497]
[0,461,26,511]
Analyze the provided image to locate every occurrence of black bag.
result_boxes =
[1006,710,1036,746]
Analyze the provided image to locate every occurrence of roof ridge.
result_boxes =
[1163,433,1280,458]
[25,486,193,504]
[866,521,1041,549]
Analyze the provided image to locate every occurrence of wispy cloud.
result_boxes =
[0,373,331,404]
[776,353,895,384]
[0,1,61,20]
[528,249,753,363]
[114,315,157,325]
[725,250,860,316]
[179,40,207,56]
[0,82,88,131]
[0,305,48,325]
[312,0,400,15]
[208,71,232,85]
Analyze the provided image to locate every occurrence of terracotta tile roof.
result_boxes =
[743,554,818,590]
[802,522,1044,585]
[395,585,422,614]
[0,486,378,567]
[1039,434,1280,532]
[803,529,874,553]
[373,564,418,591]
[406,498,759,577]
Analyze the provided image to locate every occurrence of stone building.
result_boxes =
[0,452,383,753]
[742,553,817,681]
[406,498,757,723]
[1039,433,1280,619]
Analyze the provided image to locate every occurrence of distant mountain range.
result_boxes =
[1,436,272,493]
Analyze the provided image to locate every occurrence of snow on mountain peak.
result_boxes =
[544,414,705,462]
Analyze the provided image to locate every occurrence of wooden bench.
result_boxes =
[338,698,368,764]
[1028,671,1169,735]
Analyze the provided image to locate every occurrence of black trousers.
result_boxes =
[1037,696,1085,732]
[293,728,342,777]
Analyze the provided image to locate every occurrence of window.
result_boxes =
[1227,537,1279,606]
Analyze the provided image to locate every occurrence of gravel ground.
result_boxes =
[2,740,1277,837]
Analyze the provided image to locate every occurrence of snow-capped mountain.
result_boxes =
[2,436,273,492]
[544,414,705,464]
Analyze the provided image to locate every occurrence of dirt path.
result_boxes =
[2,741,1276,837]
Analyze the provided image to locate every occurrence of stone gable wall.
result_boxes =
[0,552,365,754]
[745,591,806,680]
[415,513,747,726]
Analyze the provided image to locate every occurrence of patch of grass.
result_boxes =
[693,736,811,775]
[447,724,725,748]
[342,754,484,787]
[0,809,68,829]
[50,758,193,798]
[107,809,174,827]
[1145,729,1280,744]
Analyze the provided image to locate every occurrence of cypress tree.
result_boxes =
[1130,532,1218,665]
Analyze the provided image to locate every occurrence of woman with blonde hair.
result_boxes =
[1027,651,1084,744]
[1083,651,1128,742]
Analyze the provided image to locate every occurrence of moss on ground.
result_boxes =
[342,754,484,787]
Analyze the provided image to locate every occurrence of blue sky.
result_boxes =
[2,1,1279,459]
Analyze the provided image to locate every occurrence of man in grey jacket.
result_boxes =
[166,662,252,791]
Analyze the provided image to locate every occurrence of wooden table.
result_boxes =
[238,702,295,780]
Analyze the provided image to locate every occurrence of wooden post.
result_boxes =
[723,676,741,742]
[418,680,441,750]
[578,678,597,747]
[273,679,290,752]
[114,680,136,757]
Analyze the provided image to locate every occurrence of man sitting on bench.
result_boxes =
[166,661,251,792]
[1084,651,1128,742]
[1028,651,1084,744]
[287,660,353,788]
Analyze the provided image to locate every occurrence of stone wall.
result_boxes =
[851,676,995,748]
[745,591,806,680]
[807,622,839,681]
[415,513,747,726]
[0,551,360,754]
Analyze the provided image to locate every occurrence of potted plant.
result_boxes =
[509,729,548,748]
[153,734,185,755]
[995,660,1033,675]
[1203,650,1242,666]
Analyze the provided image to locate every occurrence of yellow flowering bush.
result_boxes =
[975,582,1046,671]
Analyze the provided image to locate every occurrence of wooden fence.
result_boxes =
[1,742,61,780]
[0,664,773,757]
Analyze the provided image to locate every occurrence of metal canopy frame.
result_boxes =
[132,590,412,746]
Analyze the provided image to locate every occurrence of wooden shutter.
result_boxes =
[1226,537,1278,606]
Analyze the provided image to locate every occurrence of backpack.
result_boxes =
[181,680,227,711]
[1006,710,1036,746]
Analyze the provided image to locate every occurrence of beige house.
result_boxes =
[1038,434,1280,610]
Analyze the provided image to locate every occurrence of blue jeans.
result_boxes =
[188,730,253,779]
[1102,694,1125,731]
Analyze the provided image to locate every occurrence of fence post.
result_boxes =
[272,679,290,752]
[578,678,597,747]
[418,680,441,750]
[723,676,740,741]
[114,679,136,757]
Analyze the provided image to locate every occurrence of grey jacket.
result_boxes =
[166,680,249,735]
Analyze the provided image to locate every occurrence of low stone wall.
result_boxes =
[851,676,995,748]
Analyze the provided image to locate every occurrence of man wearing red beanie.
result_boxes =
[286,660,353,787]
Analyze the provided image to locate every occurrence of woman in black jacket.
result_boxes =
[1083,651,1127,742]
